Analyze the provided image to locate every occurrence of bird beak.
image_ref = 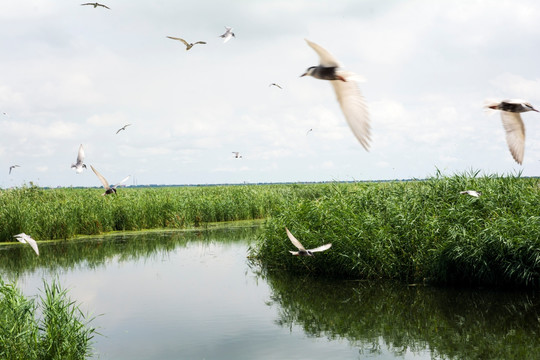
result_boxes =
[300,72,307,77]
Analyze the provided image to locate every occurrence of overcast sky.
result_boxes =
[1,0,540,188]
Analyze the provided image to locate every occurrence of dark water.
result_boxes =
[0,224,539,359]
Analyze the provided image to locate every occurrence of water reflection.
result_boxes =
[0,223,260,281]
[260,270,540,359]
[1,225,539,359]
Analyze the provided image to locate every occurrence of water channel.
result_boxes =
[0,224,538,359]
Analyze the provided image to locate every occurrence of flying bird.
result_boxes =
[306,128,313,135]
[219,27,235,43]
[9,165,20,174]
[14,233,39,256]
[71,144,87,174]
[116,124,131,134]
[232,152,242,158]
[90,165,130,195]
[460,190,482,198]
[286,227,332,256]
[269,83,282,89]
[166,36,206,50]
[301,39,371,151]
[81,2,110,9]
[485,99,539,165]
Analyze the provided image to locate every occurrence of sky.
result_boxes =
[1,0,540,188]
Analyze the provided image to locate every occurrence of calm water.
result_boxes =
[0,224,539,359]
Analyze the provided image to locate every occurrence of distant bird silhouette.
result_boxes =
[460,190,481,198]
[306,128,313,135]
[71,144,86,173]
[219,27,235,43]
[269,83,282,89]
[9,165,20,174]
[81,2,110,9]
[302,39,370,151]
[90,165,130,195]
[232,151,242,158]
[485,99,539,165]
[286,227,332,256]
[167,36,206,50]
[116,124,131,134]
[14,233,39,256]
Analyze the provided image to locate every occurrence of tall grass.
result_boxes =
[0,278,97,359]
[0,183,329,243]
[253,172,540,288]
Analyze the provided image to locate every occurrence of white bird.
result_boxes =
[232,151,242,158]
[90,165,130,195]
[219,27,235,43]
[9,165,20,174]
[81,2,110,9]
[286,227,332,256]
[485,99,539,165]
[116,124,131,134]
[167,36,206,50]
[14,233,39,256]
[460,190,481,198]
[301,39,371,151]
[71,144,87,174]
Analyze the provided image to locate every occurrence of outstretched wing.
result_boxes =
[167,36,189,47]
[77,144,85,163]
[194,41,207,45]
[114,175,131,188]
[14,233,39,256]
[285,227,306,251]
[307,243,332,253]
[500,111,525,165]
[91,165,110,190]
[305,39,341,68]
[331,79,371,151]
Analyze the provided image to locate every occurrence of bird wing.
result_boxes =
[307,243,332,253]
[194,41,207,45]
[167,36,189,47]
[98,3,110,9]
[14,233,39,255]
[500,111,525,165]
[331,79,371,151]
[113,175,131,188]
[77,144,85,163]
[14,233,27,244]
[285,227,306,251]
[222,33,232,43]
[305,39,341,68]
[90,165,111,190]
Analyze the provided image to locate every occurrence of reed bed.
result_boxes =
[0,277,97,359]
[0,183,328,243]
[252,172,540,288]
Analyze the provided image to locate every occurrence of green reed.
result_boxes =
[253,172,540,288]
[0,277,97,359]
[0,183,330,243]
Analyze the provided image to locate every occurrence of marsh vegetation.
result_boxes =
[253,172,540,288]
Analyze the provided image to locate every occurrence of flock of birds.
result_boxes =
[8,5,538,257]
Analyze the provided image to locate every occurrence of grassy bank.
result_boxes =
[0,183,328,243]
[0,278,97,359]
[252,173,540,288]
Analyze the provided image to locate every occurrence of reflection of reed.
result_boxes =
[261,270,540,359]
[0,224,261,281]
